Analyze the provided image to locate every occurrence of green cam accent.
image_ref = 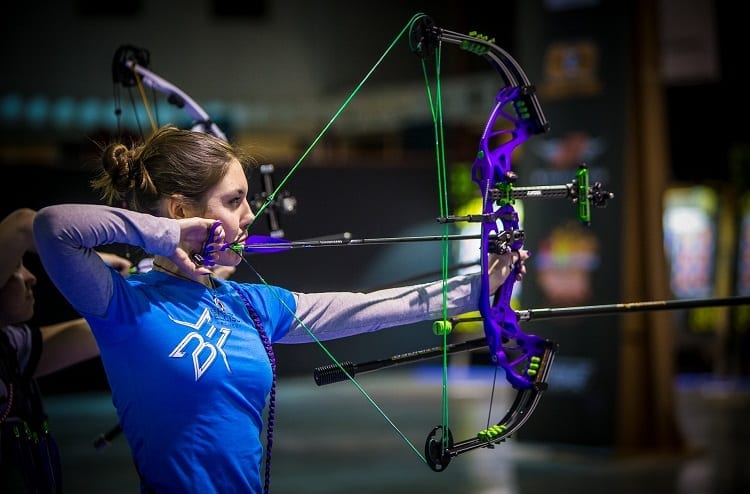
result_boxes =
[527,356,541,376]
[477,423,508,441]
[514,100,531,120]
[460,31,495,55]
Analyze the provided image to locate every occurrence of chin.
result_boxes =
[223,249,244,266]
[6,309,34,324]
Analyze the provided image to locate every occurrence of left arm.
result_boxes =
[283,273,480,343]
[282,250,526,343]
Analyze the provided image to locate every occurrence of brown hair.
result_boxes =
[91,126,251,215]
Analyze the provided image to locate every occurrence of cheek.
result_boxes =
[205,210,242,240]
[202,197,247,240]
[215,249,243,267]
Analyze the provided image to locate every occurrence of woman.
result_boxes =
[32,126,526,493]
[1,207,132,493]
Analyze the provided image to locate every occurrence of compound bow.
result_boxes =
[308,14,613,471]
[212,13,613,471]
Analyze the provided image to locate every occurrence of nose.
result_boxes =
[21,265,36,287]
[240,198,255,229]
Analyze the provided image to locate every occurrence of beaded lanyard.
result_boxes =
[232,287,277,494]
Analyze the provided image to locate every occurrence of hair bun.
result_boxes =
[102,143,138,193]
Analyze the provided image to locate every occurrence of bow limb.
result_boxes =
[112,45,227,141]
[125,61,227,140]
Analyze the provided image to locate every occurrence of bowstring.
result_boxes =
[248,12,428,229]
[238,258,426,462]
[418,41,452,450]
[236,12,432,464]
[113,66,156,140]
[131,65,159,134]
[110,11,454,463]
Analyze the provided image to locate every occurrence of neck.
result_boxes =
[152,257,212,288]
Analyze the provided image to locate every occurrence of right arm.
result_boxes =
[32,204,186,317]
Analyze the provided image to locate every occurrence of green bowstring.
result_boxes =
[239,260,424,460]
[417,41,452,451]
[239,13,438,465]
[250,13,428,227]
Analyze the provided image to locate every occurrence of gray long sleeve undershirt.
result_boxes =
[285,274,479,342]
[33,204,483,342]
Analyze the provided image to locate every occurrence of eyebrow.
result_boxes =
[227,188,247,198]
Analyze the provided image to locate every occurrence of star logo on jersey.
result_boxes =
[167,308,232,380]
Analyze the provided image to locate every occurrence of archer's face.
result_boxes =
[0,261,36,324]
[197,158,255,266]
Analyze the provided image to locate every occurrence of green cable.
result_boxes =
[241,260,426,462]
[434,45,452,453]
[419,41,452,449]
[239,13,432,465]
[249,12,428,231]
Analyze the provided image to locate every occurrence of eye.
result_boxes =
[228,196,243,206]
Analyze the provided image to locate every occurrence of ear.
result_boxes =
[166,194,192,219]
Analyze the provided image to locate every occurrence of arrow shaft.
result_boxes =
[242,233,501,250]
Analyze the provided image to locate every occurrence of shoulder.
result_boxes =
[221,280,296,318]
[221,279,293,301]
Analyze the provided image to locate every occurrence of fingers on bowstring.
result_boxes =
[196,220,226,267]
[176,250,212,276]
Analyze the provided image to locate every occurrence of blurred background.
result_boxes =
[1,0,748,493]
